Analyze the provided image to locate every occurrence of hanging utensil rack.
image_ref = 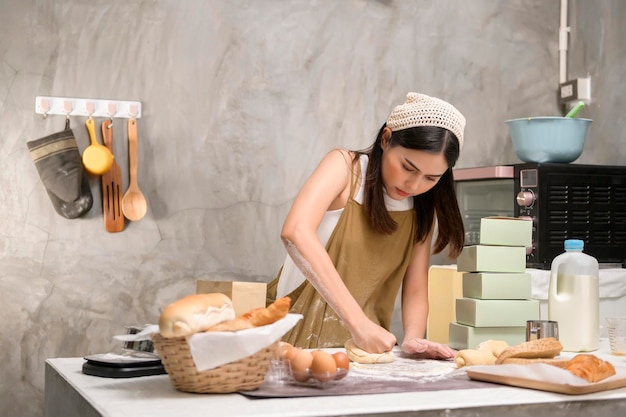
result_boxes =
[35,96,142,119]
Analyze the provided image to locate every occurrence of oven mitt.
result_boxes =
[27,129,93,219]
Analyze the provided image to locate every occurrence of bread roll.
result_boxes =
[566,354,616,382]
[476,340,509,357]
[455,349,497,367]
[159,293,236,338]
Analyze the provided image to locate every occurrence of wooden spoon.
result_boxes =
[121,117,147,221]
[83,117,114,175]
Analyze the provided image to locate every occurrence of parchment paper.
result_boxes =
[187,313,302,371]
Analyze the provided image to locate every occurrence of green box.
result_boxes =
[479,216,532,247]
[457,245,526,273]
[448,322,526,350]
[456,298,540,327]
[462,272,531,300]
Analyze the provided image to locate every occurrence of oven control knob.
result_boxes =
[516,191,535,207]
[525,245,534,255]
[518,215,534,224]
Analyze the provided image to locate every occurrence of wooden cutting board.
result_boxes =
[467,363,626,395]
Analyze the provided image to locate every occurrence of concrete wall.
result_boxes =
[1,1,623,415]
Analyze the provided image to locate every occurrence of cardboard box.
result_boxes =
[426,266,464,344]
[456,245,526,273]
[196,280,267,317]
[462,272,532,300]
[479,216,532,247]
[456,298,540,327]
[448,322,526,350]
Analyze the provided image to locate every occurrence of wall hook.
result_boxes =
[40,98,50,119]
[63,100,73,116]
[85,101,96,117]
[128,103,138,118]
[107,102,117,125]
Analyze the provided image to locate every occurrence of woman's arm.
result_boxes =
[281,149,396,353]
[400,227,457,359]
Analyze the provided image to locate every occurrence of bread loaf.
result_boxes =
[499,357,570,368]
[158,293,236,338]
[566,354,616,382]
[496,337,563,364]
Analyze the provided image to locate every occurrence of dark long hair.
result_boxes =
[354,124,465,258]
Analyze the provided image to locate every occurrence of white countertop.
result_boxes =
[46,339,626,417]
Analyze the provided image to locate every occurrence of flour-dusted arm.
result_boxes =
[281,149,396,354]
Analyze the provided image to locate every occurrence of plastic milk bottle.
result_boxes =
[548,239,599,352]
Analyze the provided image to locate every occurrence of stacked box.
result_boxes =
[449,217,538,350]
[426,266,464,344]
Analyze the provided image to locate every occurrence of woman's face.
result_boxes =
[381,134,449,201]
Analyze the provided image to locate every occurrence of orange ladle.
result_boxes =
[83,117,114,175]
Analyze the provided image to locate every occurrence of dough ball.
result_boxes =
[344,339,394,364]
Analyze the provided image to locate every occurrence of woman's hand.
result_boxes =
[401,337,457,360]
[350,318,397,354]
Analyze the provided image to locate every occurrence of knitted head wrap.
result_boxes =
[386,92,466,149]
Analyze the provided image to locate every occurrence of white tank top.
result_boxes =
[276,154,413,298]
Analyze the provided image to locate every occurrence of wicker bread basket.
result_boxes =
[152,333,278,393]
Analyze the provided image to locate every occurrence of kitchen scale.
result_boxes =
[82,352,167,378]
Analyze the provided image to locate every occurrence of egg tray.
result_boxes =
[267,359,350,388]
[289,367,350,388]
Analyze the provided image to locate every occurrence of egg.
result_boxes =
[279,342,294,359]
[332,351,350,370]
[310,350,337,382]
[289,349,313,382]
[284,345,299,362]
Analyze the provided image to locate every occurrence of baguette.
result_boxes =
[206,296,291,332]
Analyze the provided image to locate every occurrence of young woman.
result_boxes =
[267,93,466,360]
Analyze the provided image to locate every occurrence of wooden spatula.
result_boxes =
[101,120,125,232]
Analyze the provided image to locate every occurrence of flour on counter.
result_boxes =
[348,351,459,384]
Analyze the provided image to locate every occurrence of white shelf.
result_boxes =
[35,96,142,119]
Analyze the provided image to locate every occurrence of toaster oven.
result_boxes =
[453,163,626,269]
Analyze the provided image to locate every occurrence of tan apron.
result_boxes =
[268,161,416,348]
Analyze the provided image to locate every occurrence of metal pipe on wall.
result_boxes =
[559,0,569,83]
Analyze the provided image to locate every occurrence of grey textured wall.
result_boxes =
[1,1,623,415]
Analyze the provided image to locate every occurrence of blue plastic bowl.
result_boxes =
[506,117,592,163]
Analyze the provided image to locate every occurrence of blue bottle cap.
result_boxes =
[564,239,584,250]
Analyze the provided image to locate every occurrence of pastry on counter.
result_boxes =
[455,339,510,368]
[476,339,510,357]
[566,353,616,382]
[455,349,498,367]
